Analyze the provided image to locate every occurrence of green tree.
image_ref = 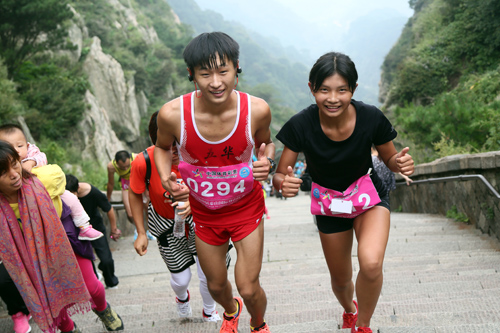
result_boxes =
[0,0,73,77]
[0,60,26,121]
[16,58,88,141]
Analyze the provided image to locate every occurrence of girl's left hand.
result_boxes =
[396,147,414,176]
[171,200,192,217]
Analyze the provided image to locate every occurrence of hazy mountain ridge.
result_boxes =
[167,0,312,111]
[189,0,412,106]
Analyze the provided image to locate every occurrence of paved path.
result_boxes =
[1,193,500,332]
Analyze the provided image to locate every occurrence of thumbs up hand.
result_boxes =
[279,166,302,197]
[396,147,414,176]
[252,143,271,181]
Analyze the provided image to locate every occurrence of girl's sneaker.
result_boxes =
[342,300,358,328]
[352,326,373,333]
[78,226,104,241]
[11,312,31,333]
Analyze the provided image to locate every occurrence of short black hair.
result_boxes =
[149,111,159,145]
[0,123,26,139]
[309,52,358,93]
[183,32,239,76]
[65,174,79,193]
[114,150,131,163]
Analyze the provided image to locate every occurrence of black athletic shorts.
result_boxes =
[316,193,390,234]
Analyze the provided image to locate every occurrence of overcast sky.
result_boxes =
[271,0,413,24]
[190,0,414,104]
[193,0,414,61]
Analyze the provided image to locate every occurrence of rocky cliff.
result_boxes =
[62,1,172,165]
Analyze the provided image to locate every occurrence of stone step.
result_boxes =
[1,195,500,333]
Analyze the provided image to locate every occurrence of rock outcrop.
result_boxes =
[108,0,159,45]
[74,90,126,165]
[83,36,141,144]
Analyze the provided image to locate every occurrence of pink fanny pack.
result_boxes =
[310,169,381,218]
[178,161,254,210]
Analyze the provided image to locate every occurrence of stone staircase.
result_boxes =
[1,193,500,332]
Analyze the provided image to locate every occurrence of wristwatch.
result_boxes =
[267,157,276,173]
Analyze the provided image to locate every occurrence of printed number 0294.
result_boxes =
[187,178,246,197]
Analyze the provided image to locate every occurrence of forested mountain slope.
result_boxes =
[380,0,500,162]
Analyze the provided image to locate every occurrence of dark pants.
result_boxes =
[0,263,29,316]
[91,221,119,288]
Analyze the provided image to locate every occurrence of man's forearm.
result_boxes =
[154,145,173,182]
[265,142,276,160]
[106,183,113,201]
[129,190,146,234]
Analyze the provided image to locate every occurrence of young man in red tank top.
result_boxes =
[155,32,275,333]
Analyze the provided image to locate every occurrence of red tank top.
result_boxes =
[177,91,264,227]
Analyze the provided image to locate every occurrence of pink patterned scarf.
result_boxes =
[0,177,91,333]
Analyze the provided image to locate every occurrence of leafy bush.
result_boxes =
[384,0,500,108]
[0,60,26,121]
[38,138,69,166]
[446,205,469,223]
[393,64,500,161]
[15,57,88,141]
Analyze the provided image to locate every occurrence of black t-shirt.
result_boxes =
[276,99,397,196]
[79,184,112,226]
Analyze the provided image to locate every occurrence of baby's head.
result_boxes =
[0,124,29,160]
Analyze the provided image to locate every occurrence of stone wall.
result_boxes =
[391,151,500,241]
[103,190,139,237]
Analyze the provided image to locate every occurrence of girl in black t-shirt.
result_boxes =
[273,52,414,333]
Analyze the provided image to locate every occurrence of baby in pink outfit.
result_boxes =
[0,124,103,241]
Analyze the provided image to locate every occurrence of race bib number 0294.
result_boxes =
[178,161,254,210]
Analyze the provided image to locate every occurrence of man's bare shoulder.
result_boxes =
[158,97,181,122]
[249,95,271,117]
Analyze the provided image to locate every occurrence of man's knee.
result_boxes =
[236,281,262,302]
[207,278,230,296]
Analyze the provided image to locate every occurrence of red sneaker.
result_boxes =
[351,326,373,333]
[251,321,271,332]
[219,297,243,333]
[342,300,358,329]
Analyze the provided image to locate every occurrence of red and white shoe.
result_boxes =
[352,325,373,332]
[342,300,358,328]
[202,309,221,322]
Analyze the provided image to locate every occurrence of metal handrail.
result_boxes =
[396,174,500,199]
[111,203,125,210]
